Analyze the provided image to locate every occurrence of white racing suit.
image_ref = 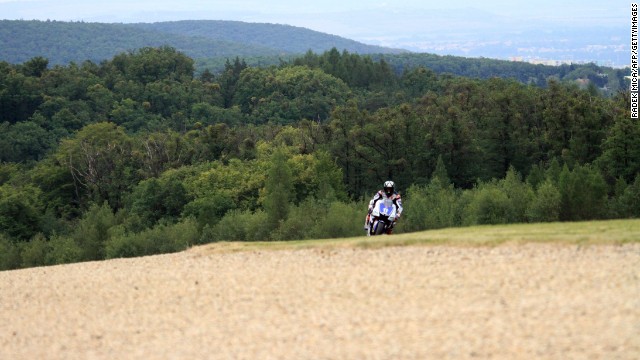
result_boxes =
[365,190,403,234]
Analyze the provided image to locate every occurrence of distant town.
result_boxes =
[509,57,627,69]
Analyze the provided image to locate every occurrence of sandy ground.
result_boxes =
[1,243,639,359]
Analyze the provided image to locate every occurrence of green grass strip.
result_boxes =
[193,219,640,255]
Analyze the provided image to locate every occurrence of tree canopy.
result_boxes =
[0,46,636,270]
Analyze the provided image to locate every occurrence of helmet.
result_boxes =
[383,180,395,197]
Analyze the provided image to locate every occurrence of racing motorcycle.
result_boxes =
[367,198,398,236]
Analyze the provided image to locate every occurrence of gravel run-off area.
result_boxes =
[1,243,639,359]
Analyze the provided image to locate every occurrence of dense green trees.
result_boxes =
[0,46,636,270]
[233,65,350,123]
[263,148,294,230]
[0,20,395,66]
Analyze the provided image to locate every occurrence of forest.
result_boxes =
[1,20,626,95]
[0,20,396,65]
[0,46,638,270]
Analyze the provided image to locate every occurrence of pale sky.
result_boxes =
[0,0,623,33]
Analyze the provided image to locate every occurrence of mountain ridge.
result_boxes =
[0,19,405,66]
[129,20,406,54]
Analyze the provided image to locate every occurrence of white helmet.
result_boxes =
[383,181,395,196]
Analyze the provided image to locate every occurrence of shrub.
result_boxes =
[0,185,42,240]
[403,180,458,232]
[209,209,251,241]
[104,226,139,259]
[105,219,198,259]
[127,177,191,229]
[205,209,272,242]
[272,199,320,240]
[161,219,199,251]
[198,224,216,245]
[182,195,235,230]
[243,210,270,241]
[463,184,511,225]
[402,185,430,232]
[499,167,534,223]
[526,179,561,222]
[20,233,50,268]
[526,163,546,190]
[46,234,83,265]
[558,164,607,221]
[615,174,640,217]
[0,234,21,270]
[307,201,363,239]
[73,202,118,261]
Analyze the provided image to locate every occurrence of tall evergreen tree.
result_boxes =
[263,148,294,232]
[432,154,450,186]
[597,117,640,183]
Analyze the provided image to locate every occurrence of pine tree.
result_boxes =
[263,148,294,232]
[432,155,451,186]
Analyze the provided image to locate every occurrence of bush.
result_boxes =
[272,199,320,240]
[463,184,511,225]
[161,219,199,251]
[105,219,198,259]
[614,174,640,217]
[0,185,42,240]
[46,235,83,265]
[526,179,561,222]
[403,179,458,232]
[0,234,21,270]
[402,184,430,232]
[558,164,607,221]
[104,226,139,258]
[209,209,252,241]
[73,202,118,261]
[499,167,534,223]
[207,209,275,242]
[127,177,191,229]
[198,224,217,245]
[243,210,271,241]
[182,195,235,230]
[20,234,50,268]
[307,201,363,239]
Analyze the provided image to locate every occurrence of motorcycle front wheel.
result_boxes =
[370,219,387,235]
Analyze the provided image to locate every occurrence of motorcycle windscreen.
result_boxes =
[371,199,396,221]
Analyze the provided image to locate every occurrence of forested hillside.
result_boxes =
[1,47,638,270]
[1,19,626,95]
[130,20,400,55]
[0,19,399,65]
[197,52,628,97]
[368,53,629,95]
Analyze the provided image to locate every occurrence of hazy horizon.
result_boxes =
[0,0,629,67]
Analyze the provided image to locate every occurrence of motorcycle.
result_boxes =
[367,198,398,236]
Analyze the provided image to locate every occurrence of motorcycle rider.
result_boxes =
[365,180,403,234]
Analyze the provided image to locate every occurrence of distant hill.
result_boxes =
[0,19,626,94]
[130,20,403,55]
[0,19,404,66]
